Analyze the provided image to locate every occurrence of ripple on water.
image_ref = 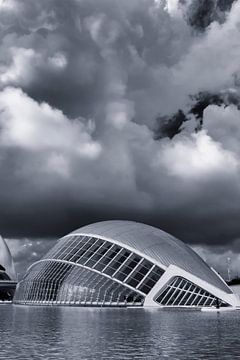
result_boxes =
[0,305,240,359]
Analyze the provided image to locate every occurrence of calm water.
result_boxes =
[0,305,240,359]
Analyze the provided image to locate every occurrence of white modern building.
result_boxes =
[0,235,17,301]
[14,221,240,308]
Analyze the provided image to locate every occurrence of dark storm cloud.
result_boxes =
[183,0,236,30]
[0,0,240,271]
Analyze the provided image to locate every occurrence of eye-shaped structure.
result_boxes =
[14,221,239,308]
[0,235,16,301]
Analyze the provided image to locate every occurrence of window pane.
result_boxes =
[94,245,121,272]
[114,272,126,282]
[165,288,180,305]
[138,267,162,294]
[79,240,104,265]
[138,283,151,294]
[161,287,176,304]
[114,254,141,281]
[173,290,187,306]
[127,278,139,288]
[91,243,112,268]
[136,261,152,277]
[155,287,169,304]
[183,292,194,306]
[103,250,131,276]
[192,295,201,306]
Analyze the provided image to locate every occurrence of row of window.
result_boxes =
[154,277,225,307]
[43,235,163,295]
[14,261,144,306]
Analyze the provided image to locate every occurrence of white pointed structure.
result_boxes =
[14,221,240,308]
[0,235,16,280]
[0,235,17,301]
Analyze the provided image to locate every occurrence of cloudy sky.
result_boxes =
[0,0,240,278]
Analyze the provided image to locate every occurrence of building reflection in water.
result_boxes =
[3,306,239,359]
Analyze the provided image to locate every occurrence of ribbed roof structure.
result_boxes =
[70,220,231,294]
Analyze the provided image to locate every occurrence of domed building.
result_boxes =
[0,235,17,301]
[14,221,239,308]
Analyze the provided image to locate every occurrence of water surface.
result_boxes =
[0,305,240,359]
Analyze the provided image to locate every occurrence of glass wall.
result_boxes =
[43,235,164,295]
[14,260,144,306]
[14,235,165,306]
[154,277,228,307]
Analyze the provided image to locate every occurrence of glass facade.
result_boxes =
[14,235,164,306]
[154,277,228,307]
[13,221,236,308]
[69,221,232,295]
[14,261,144,306]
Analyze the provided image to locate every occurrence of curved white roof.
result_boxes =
[71,220,231,294]
[0,235,16,280]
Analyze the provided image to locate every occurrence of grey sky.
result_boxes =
[0,0,240,277]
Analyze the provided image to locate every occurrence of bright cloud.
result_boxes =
[0,0,240,273]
